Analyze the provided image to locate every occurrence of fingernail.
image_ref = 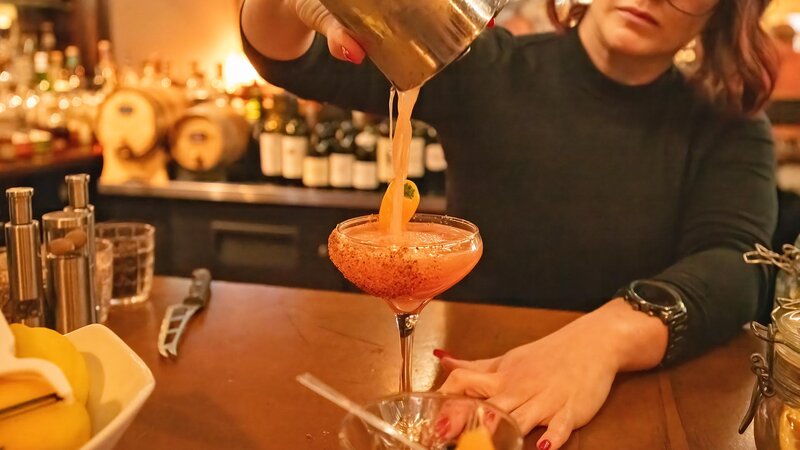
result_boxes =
[486,410,496,420]
[341,46,354,63]
[488,17,495,28]
[538,440,552,450]
[433,349,452,359]
[435,417,450,436]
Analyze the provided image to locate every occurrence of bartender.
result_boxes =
[241,0,778,448]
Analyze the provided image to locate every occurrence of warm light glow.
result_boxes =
[0,4,17,31]
[223,52,261,93]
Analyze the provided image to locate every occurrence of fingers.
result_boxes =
[325,25,365,64]
[294,0,365,63]
[434,349,501,373]
[538,407,574,450]
[498,393,549,432]
[438,368,501,398]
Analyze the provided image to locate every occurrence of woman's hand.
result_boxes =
[242,0,365,63]
[291,0,366,63]
[436,299,668,450]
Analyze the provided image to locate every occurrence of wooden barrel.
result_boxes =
[170,102,249,172]
[96,87,186,160]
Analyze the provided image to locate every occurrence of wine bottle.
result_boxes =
[303,121,335,188]
[353,115,380,191]
[423,125,447,196]
[281,95,309,186]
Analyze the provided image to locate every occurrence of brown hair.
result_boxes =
[546,0,778,117]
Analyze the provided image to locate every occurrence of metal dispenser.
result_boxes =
[42,210,95,333]
[4,188,45,326]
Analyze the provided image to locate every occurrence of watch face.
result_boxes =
[633,282,679,307]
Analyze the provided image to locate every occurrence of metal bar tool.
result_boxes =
[158,268,211,358]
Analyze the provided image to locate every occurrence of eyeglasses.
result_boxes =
[666,0,720,16]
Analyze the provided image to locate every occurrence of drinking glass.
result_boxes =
[94,238,114,322]
[339,392,523,450]
[95,222,155,305]
[329,214,482,392]
[0,247,8,321]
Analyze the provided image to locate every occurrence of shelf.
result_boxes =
[7,0,71,12]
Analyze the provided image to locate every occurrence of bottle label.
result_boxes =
[282,136,307,179]
[408,136,426,178]
[425,143,447,172]
[329,153,354,188]
[260,132,282,176]
[353,161,378,190]
[302,157,329,187]
[377,136,393,183]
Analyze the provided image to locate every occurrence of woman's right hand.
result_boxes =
[291,0,366,63]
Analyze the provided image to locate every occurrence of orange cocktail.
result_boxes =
[329,213,482,392]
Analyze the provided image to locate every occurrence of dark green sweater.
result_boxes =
[243,26,777,359]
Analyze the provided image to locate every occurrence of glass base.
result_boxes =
[110,293,150,306]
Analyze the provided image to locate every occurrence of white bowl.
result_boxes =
[66,324,155,450]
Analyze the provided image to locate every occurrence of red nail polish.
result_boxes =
[488,17,495,28]
[433,349,452,359]
[435,417,450,436]
[539,440,551,450]
[341,46,354,62]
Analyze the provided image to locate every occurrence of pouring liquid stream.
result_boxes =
[387,86,421,239]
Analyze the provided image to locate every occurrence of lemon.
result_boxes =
[780,405,800,450]
[0,386,91,450]
[9,323,90,405]
[455,426,496,450]
[378,179,420,231]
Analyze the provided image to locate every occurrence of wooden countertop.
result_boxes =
[98,180,447,212]
[0,145,101,179]
[106,277,760,449]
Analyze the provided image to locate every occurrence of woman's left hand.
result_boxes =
[437,299,667,450]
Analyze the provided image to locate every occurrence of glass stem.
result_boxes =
[395,313,419,392]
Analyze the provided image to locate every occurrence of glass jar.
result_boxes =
[749,310,800,449]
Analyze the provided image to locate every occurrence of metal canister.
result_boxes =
[64,173,97,320]
[3,188,45,326]
[318,0,509,90]
[42,210,94,333]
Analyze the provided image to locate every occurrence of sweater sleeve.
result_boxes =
[240,16,517,126]
[651,114,777,362]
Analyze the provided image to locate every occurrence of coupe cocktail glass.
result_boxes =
[329,213,482,392]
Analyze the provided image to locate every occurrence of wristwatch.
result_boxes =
[616,280,689,365]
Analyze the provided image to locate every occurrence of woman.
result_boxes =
[241,0,778,448]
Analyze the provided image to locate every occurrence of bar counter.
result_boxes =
[106,277,759,449]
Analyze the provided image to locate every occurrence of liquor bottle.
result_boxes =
[423,125,447,196]
[330,113,356,189]
[281,95,309,186]
[210,63,227,102]
[303,120,335,188]
[159,60,174,89]
[39,22,56,52]
[258,93,284,183]
[64,45,87,91]
[93,40,117,93]
[243,81,262,126]
[352,114,379,191]
[33,51,49,92]
[49,51,69,93]
[185,61,209,104]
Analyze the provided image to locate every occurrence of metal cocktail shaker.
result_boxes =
[4,188,45,326]
[64,174,98,321]
[42,210,95,333]
[318,0,510,91]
